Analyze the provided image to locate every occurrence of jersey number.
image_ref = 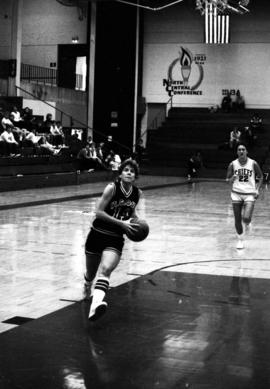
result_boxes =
[239,175,248,182]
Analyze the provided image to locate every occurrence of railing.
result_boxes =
[21,63,57,86]
[21,63,84,90]
[15,85,132,156]
[16,85,74,126]
[136,97,173,149]
[148,96,173,131]
[75,74,83,90]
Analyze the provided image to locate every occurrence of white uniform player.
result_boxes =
[226,144,263,249]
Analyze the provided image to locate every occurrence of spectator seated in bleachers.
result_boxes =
[103,135,114,159]
[50,120,65,147]
[250,112,263,133]
[229,126,241,149]
[11,106,24,128]
[0,124,20,156]
[242,126,256,149]
[22,107,34,130]
[89,142,104,169]
[69,132,83,157]
[87,135,93,144]
[208,105,219,114]
[187,150,203,180]
[37,135,60,156]
[76,142,100,172]
[33,119,45,135]
[2,111,16,130]
[104,150,114,168]
[96,142,105,163]
[221,92,232,113]
[232,90,245,111]
[42,113,54,134]
[2,111,26,143]
[10,113,31,142]
[109,152,122,179]
[104,150,122,176]
[23,129,42,147]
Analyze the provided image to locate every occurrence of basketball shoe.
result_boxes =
[236,234,244,249]
[88,301,108,322]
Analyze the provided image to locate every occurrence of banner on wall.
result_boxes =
[163,47,206,96]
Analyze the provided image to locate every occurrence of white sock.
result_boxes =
[91,276,110,307]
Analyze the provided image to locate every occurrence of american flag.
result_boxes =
[205,1,230,44]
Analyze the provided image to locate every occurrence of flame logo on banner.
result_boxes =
[163,46,205,96]
[179,47,193,86]
[180,47,192,67]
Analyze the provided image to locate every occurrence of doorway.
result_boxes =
[57,44,88,90]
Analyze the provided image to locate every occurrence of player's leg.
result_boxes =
[84,228,102,300]
[232,202,244,249]
[232,202,243,234]
[83,252,101,300]
[242,201,255,234]
[85,253,101,281]
[187,164,192,181]
[88,249,121,321]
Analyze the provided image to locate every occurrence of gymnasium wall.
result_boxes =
[21,0,87,68]
[0,2,13,59]
[0,0,87,68]
[142,1,270,112]
[20,81,87,126]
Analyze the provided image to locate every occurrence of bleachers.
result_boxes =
[146,108,270,178]
[0,100,89,190]
[0,154,76,176]
[0,99,128,191]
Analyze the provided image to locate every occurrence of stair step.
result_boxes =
[147,108,270,176]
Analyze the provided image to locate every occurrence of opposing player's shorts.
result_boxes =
[231,192,256,203]
[85,228,124,256]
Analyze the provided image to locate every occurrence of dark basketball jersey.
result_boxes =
[92,180,140,236]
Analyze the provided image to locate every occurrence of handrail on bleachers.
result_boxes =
[15,85,131,155]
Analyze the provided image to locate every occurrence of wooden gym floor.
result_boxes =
[0,175,270,389]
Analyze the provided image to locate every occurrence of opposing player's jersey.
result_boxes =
[232,157,256,195]
[92,180,140,236]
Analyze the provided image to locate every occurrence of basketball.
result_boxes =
[126,218,149,242]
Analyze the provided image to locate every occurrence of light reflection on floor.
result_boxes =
[0,179,269,333]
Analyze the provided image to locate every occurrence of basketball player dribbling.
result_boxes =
[226,143,263,249]
[84,159,142,321]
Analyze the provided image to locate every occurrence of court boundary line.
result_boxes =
[0,180,194,211]
[0,176,265,214]
[148,258,270,276]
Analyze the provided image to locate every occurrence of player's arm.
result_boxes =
[130,189,143,220]
[226,162,236,183]
[254,161,263,193]
[95,183,123,228]
[95,183,136,233]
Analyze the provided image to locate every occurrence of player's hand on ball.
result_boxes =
[125,218,150,242]
[122,219,139,234]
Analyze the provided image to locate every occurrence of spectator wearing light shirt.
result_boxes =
[0,125,20,156]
